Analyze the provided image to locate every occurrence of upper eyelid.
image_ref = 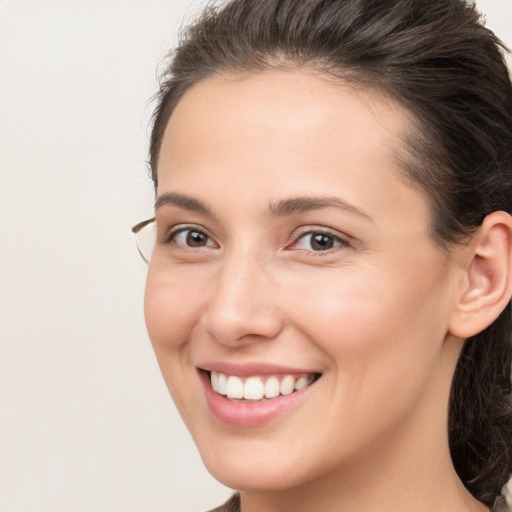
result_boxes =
[288,229,350,250]
[291,226,351,243]
[297,228,347,239]
[161,224,216,244]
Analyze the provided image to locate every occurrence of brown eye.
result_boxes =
[310,233,335,251]
[171,228,216,248]
[186,230,208,247]
[293,231,348,252]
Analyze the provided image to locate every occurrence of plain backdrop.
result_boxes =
[0,1,511,511]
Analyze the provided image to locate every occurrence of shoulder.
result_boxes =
[206,493,240,512]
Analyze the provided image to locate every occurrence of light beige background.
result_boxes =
[0,1,510,511]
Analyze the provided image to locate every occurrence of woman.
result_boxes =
[133,0,512,510]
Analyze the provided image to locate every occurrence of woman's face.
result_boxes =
[145,71,464,491]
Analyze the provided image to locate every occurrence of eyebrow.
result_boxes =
[268,196,374,222]
[155,192,374,222]
[155,192,210,214]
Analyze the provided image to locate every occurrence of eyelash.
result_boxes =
[287,230,350,254]
[162,225,350,254]
[163,225,217,249]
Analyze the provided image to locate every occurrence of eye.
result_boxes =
[170,227,216,248]
[292,231,348,252]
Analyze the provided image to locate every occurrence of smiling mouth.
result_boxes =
[206,371,321,402]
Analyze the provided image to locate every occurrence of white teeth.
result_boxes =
[295,376,310,391]
[217,372,228,395]
[280,375,295,395]
[211,371,219,390]
[243,377,265,400]
[210,371,316,401]
[226,376,244,399]
[264,376,280,398]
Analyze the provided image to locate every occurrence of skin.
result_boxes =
[144,70,493,512]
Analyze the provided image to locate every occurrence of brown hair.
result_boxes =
[149,0,512,507]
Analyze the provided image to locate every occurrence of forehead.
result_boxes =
[159,70,411,170]
[156,70,422,223]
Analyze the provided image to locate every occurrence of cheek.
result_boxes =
[144,266,202,353]
[144,267,207,420]
[278,262,452,458]
[284,255,451,388]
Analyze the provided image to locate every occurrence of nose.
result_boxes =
[199,252,284,346]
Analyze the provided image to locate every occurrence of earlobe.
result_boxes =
[448,211,512,339]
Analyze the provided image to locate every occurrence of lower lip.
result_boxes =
[199,371,317,427]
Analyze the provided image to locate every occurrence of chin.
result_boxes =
[192,428,327,492]
[203,456,305,492]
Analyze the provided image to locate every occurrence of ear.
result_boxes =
[448,211,512,339]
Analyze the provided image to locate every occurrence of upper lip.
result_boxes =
[197,361,321,376]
